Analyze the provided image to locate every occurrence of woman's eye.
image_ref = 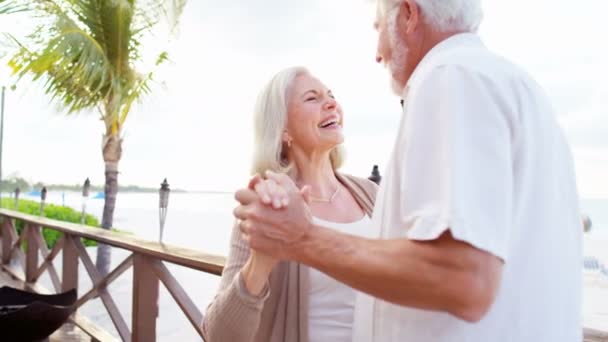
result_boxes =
[306,97,316,101]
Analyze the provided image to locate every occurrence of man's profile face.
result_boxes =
[375,13,408,96]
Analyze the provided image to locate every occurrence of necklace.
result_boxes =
[309,184,340,203]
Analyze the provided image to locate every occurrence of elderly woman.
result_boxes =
[202,66,378,342]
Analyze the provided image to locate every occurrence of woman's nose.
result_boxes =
[324,97,337,110]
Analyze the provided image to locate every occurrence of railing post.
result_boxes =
[1,219,14,265]
[25,224,40,283]
[62,235,79,296]
[132,254,159,342]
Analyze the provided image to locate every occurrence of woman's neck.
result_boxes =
[290,149,339,199]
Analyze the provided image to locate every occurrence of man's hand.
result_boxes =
[234,171,314,260]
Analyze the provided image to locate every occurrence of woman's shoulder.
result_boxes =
[336,172,378,198]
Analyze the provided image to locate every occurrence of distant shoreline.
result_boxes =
[0,188,233,195]
[0,177,193,194]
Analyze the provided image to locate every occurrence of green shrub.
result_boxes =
[1,198,100,248]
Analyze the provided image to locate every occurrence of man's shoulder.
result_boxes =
[412,45,526,88]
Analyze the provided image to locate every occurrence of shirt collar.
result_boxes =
[401,33,484,99]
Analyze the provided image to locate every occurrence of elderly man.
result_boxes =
[234,0,582,340]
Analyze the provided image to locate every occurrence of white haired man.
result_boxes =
[234,0,582,341]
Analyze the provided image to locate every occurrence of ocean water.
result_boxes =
[9,192,608,339]
[19,192,607,251]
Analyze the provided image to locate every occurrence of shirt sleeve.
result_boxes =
[399,64,514,262]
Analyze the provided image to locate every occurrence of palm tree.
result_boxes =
[1,0,185,274]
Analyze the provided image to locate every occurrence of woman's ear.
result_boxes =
[282,131,293,148]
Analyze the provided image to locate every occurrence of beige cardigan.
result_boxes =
[202,173,378,342]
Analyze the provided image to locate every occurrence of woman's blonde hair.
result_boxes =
[251,66,345,175]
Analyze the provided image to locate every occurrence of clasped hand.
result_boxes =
[233,170,314,260]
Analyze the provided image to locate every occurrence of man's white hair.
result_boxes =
[251,66,344,175]
[377,0,483,32]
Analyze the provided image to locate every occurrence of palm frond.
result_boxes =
[99,0,133,76]
[3,0,185,124]
[118,71,151,126]
[116,48,171,127]
[0,0,32,14]
[129,0,186,62]
[132,0,186,35]
[10,26,113,113]
[63,0,109,53]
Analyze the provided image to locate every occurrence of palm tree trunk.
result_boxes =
[95,133,122,276]
[101,163,119,229]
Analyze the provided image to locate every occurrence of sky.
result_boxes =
[0,0,606,198]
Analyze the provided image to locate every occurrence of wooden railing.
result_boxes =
[0,208,225,341]
[0,208,606,341]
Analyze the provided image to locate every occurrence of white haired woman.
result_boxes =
[201,66,378,342]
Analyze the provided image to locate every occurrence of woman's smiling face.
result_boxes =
[285,73,344,154]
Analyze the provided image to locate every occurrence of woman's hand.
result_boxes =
[249,173,290,209]
[241,250,279,296]
[238,172,295,296]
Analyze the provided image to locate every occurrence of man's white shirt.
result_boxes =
[353,33,582,342]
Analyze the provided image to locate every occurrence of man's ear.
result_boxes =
[401,0,420,34]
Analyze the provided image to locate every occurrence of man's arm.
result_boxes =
[291,224,502,322]
[237,167,505,323]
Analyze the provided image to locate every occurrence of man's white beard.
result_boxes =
[389,67,405,96]
[386,31,408,97]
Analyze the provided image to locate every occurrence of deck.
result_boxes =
[0,209,225,341]
[0,266,92,341]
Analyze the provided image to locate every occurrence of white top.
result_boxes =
[353,33,582,342]
[308,215,374,342]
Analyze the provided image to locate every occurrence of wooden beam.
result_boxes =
[71,236,131,342]
[132,254,159,342]
[25,224,39,283]
[31,231,63,292]
[62,233,79,297]
[9,229,27,272]
[69,313,119,342]
[1,219,14,265]
[0,209,225,275]
[151,259,205,339]
[1,264,25,287]
[75,254,134,310]
[3,221,26,271]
